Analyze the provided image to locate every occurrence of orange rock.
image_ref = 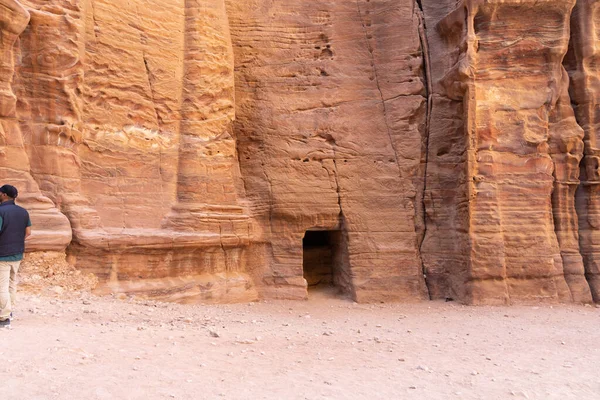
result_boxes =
[566,0,600,303]
[3,0,600,304]
[421,0,592,304]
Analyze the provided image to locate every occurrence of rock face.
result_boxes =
[567,0,600,302]
[4,0,600,303]
[225,0,429,302]
[420,0,592,304]
[13,0,257,303]
[0,0,72,252]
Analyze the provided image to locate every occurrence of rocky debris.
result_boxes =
[19,252,97,296]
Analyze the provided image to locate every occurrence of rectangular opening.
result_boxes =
[302,229,352,297]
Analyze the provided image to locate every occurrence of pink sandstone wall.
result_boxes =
[225,0,429,301]
[1,0,600,304]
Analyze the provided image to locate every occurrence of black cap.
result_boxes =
[0,185,18,199]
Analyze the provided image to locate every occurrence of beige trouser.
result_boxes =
[0,260,21,321]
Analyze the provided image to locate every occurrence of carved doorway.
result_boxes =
[302,229,352,298]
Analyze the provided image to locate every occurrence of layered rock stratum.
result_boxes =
[3,0,600,304]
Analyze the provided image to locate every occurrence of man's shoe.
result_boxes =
[0,319,10,327]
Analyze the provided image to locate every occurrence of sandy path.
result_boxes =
[2,290,599,400]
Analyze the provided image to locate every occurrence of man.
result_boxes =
[0,185,31,328]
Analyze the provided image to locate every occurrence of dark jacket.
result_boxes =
[0,200,29,257]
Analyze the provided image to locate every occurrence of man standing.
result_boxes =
[0,185,31,328]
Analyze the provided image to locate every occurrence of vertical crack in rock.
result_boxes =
[350,0,429,301]
[142,54,160,127]
[233,135,251,200]
[332,160,343,218]
[90,0,99,40]
[415,0,433,298]
[259,159,279,275]
[158,139,165,206]
[329,140,343,218]
[355,0,400,168]
[135,2,160,128]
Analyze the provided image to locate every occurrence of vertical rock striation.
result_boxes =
[421,0,591,304]
[567,0,600,301]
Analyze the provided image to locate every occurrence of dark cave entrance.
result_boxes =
[302,230,352,298]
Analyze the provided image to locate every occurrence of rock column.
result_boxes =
[423,0,584,303]
[15,0,101,234]
[164,0,252,244]
[0,0,71,251]
[567,0,600,301]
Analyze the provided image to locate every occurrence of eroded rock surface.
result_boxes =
[420,0,594,304]
[226,0,429,302]
[566,0,600,302]
[0,0,72,252]
[4,0,600,304]
[13,0,257,303]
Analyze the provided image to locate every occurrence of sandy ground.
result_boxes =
[2,287,600,400]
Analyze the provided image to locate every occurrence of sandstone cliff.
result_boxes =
[3,0,600,304]
[421,0,592,304]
